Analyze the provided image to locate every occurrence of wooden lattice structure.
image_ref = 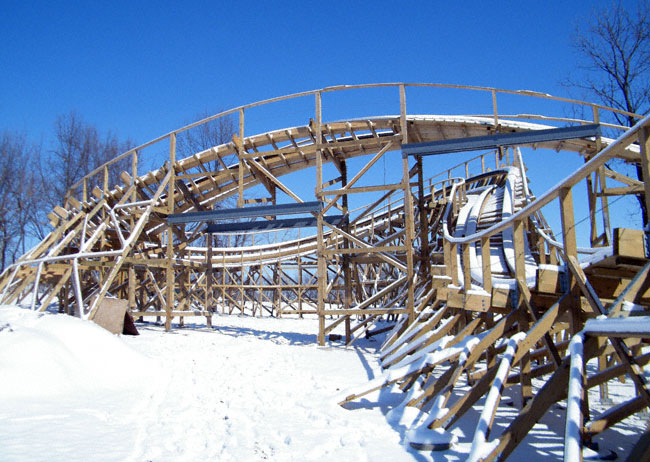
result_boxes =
[2,83,650,459]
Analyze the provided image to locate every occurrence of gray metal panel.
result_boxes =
[205,215,346,233]
[401,124,601,157]
[168,201,324,224]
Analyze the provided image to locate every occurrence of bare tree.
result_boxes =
[176,111,242,246]
[176,111,236,162]
[567,1,650,221]
[42,111,133,214]
[0,132,40,271]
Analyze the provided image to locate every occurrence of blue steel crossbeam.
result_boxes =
[401,124,601,157]
[167,201,324,224]
[205,215,346,233]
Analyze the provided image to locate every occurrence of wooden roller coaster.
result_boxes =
[2,83,650,460]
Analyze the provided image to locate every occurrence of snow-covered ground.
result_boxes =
[0,306,643,461]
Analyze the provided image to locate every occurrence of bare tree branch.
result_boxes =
[565,1,650,224]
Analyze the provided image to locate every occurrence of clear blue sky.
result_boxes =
[1,0,620,145]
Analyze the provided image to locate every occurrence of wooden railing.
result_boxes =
[440,114,650,294]
[64,83,643,208]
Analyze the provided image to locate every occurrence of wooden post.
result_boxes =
[417,156,431,290]
[597,168,611,246]
[560,188,578,261]
[400,85,415,324]
[298,254,303,318]
[341,159,352,344]
[560,187,581,335]
[514,218,532,406]
[481,236,492,294]
[206,233,213,328]
[237,109,245,207]
[449,242,459,286]
[132,150,138,198]
[492,90,499,128]
[275,261,282,317]
[165,134,176,331]
[586,166,598,246]
[462,244,471,291]
[315,92,326,345]
[128,266,136,311]
[639,126,650,257]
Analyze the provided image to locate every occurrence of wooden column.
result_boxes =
[416,156,431,290]
[481,236,492,294]
[237,109,245,207]
[275,261,282,317]
[165,134,176,331]
[126,151,138,319]
[514,218,532,406]
[588,108,602,246]
[586,166,598,246]
[597,169,611,246]
[298,254,303,318]
[315,92,326,345]
[560,187,581,335]
[560,187,578,261]
[341,159,352,344]
[128,266,136,311]
[639,126,650,257]
[206,233,213,328]
[491,90,499,127]
[400,85,415,324]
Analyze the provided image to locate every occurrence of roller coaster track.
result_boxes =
[2,83,650,459]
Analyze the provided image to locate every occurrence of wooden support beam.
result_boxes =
[639,126,650,234]
[565,254,650,408]
[165,135,177,331]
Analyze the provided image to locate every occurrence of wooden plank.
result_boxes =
[447,289,491,312]
[607,261,650,315]
[322,308,408,316]
[614,228,646,258]
[91,297,128,334]
[584,395,646,437]
[491,287,511,309]
[537,265,563,294]
[382,312,460,369]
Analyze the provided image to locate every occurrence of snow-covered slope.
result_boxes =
[0,307,413,462]
[0,306,643,461]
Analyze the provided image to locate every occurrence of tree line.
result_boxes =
[0,109,235,272]
[0,112,134,271]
